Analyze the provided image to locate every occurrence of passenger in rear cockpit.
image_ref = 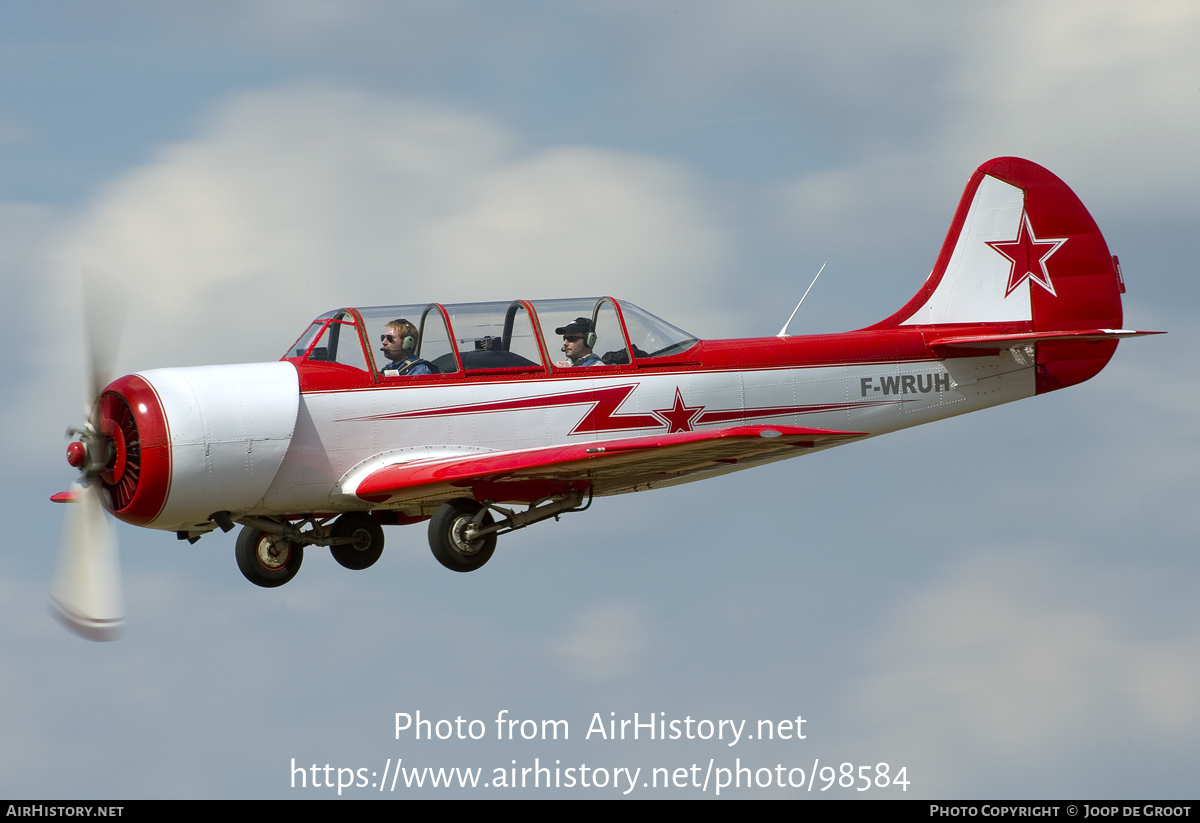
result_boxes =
[556,317,604,367]
[380,319,434,375]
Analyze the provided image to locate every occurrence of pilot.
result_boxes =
[556,317,604,367]
[380,319,433,375]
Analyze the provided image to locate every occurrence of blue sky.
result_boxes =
[2,1,1198,798]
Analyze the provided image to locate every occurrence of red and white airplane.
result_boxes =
[53,157,1161,640]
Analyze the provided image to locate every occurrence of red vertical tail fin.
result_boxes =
[877,157,1133,392]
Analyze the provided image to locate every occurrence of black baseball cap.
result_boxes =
[555,317,593,336]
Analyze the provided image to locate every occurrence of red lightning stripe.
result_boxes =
[346,384,663,435]
[697,399,897,425]
[344,385,904,437]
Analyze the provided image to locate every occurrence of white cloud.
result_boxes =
[774,1,1200,263]
[775,150,964,255]
[950,2,1200,205]
[549,601,652,681]
[653,1,1200,197]
[428,146,722,304]
[52,85,728,372]
[0,202,77,468]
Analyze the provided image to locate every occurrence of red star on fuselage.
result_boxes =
[986,212,1067,297]
[653,388,704,433]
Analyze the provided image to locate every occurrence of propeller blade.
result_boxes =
[81,267,127,405]
[49,484,125,641]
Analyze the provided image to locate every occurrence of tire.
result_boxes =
[428,499,496,572]
[235,526,303,588]
[330,512,385,571]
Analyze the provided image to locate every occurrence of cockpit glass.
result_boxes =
[284,321,327,360]
[327,314,369,371]
[288,299,698,375]
[443,302,546,372]
[530,298,618,368]
[356,304,460,376]
[290,310,369,371]
[591,300,628,365]
[415,306,459,375]
[531,298,696,364]
[616,301,698,359]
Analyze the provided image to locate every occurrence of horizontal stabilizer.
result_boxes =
[354,424,867,505]
[929,329,1165,350]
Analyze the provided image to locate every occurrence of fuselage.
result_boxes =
[100,319,1066,535]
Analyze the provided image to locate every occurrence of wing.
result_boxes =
[351,424,868,507]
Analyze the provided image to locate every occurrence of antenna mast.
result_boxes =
[777,262,827,338]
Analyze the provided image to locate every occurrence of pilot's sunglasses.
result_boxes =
[563,335,583,342]
[381,334,399,342]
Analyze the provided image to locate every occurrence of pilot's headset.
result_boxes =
[384,319,418,355]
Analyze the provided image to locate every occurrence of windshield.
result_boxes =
[282,309,368,371]
[614,300,698,359]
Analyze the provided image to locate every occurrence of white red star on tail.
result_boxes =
[987,212,1067,297]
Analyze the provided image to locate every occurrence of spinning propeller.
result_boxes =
[50,271,127,640]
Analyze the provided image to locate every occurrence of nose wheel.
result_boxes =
[235,526,303,588]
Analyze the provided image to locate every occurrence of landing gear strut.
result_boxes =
[229,511,386,587]
[428,499,496,572]
[427,489,590,573]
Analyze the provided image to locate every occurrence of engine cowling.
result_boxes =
[86,362,300,532]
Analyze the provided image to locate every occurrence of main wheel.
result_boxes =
[330,512,385,570]
[429,499,496,572]
[235,526,303,588]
